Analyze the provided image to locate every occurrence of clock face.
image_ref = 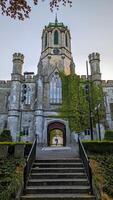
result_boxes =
[53,48,60,55]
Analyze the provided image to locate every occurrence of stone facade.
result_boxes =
[0,19,113,144]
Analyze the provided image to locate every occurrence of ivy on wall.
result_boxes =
[60,72,105,132]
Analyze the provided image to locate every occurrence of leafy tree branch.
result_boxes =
[0,0,72,20]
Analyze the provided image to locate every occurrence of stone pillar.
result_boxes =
[88,52,101,84]
[8,53,24,141]
[61,31,65,47]
[35,75,44,145]
[48,31,52,47]
[35,110,44,145]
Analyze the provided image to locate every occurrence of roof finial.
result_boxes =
[55,13,58,24]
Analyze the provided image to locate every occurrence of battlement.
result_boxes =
[88,52,100,62]
[102,80,113,87]
[13,53,24,63]
[24,72,35,80]
[0,80,11,88]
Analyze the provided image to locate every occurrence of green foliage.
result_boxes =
[92,154,113,197]
[90,83,105,125]
[0,142,32,145]
[0,158,25,200]
[0,130,12,142]
[83,141,113,154]
[104,130,113,140]
[60,72,104,132]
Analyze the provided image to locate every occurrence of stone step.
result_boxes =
[31,167,84,173]
[36,147,79,159]
[28,178,88,186]
[21,193,96,200]
[33,163,83,168]
[25,185,90,194]
[35,158,82,163]
[21,158,96,200]
[30,172,86,179]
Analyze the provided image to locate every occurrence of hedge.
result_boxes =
[83,141,113,154]
[0,142,32,145]
[104,130,113,140]
[0,129,12,142]
[0,142,32,157]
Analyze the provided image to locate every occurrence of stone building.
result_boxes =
[0,18,112,144]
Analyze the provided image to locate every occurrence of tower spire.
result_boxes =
[55,13,58,24]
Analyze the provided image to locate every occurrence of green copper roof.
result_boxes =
[47,15,66,28]
[47,22,65,28]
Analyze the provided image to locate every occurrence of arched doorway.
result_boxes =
[47,122,66,147]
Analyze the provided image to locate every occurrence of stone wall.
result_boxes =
[0,81,11,113]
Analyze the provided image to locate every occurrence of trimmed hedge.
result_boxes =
[83,141,113,154]
[0,142,32,145]
[104,130,113,140]
[0,142,32,157]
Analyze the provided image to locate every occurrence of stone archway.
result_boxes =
[47,122,66,147]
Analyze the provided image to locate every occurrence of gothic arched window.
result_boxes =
[50,72,62,104]
[54,30,59,45]
[45,33,47,48]
[65,33,68,47]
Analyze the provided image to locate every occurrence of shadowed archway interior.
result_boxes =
[47,122,66,147]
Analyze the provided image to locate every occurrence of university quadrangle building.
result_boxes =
[0,18,113,145]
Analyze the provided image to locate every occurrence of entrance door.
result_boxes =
[47,122,66,146]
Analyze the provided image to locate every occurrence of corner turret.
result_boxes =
[88,52,101,84]
[12,53,24,74]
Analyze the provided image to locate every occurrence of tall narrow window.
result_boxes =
[45,33,47,48]
[65,33,68,47]
[23,127,29,136]
[54,30,59,45]
[50,72,62,104]
[25,86,31,105]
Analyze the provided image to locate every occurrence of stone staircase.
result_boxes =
[21,158,96,200]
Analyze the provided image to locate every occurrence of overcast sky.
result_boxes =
[0,0,113,80]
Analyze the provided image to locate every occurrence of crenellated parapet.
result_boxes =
[0,80,11,88]
[89,52,100,62]
[102,80,113,87]
[12,52,24,75]
[13,53,24,63]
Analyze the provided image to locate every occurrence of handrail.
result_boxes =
[78,137,93,194]
[24,135,37,190]
[80,139,89,161]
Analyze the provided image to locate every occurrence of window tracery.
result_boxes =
[50,72,62,104]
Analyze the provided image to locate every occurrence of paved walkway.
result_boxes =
[36,142,79,160]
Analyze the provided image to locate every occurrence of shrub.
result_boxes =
[90,154,113,198]
[0,158,25,200]
[104,130,113,140]
[83,141,113,154]
[0,130,12,142]
[0,142,32,157]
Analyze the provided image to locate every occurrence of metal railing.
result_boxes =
[24,135,37,189]
[78,137,93,194]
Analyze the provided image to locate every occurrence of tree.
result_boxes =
[0,0,72,20]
